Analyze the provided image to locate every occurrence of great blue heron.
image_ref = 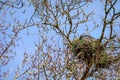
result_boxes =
[79,35,97,42]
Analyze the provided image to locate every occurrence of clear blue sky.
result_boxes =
[0,0,120,79]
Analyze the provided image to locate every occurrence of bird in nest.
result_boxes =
[79,35,97,42]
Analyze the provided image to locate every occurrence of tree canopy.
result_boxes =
[0,0,120,80]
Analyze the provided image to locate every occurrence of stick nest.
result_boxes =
[69,39,112,68]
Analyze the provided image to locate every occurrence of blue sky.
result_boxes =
[0,0,120,79]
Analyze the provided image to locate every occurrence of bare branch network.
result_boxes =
[0,0,120,80]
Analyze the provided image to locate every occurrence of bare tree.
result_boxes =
[0,0,120,80]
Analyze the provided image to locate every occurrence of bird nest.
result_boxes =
[69,38,111,68]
